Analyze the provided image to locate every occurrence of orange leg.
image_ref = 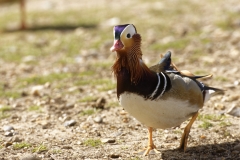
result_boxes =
[139,127,160,156]
[20,0,26,30]
[179,112,199,151]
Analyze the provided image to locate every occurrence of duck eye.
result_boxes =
[126,33,131,38]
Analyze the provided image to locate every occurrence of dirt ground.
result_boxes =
[0,0,240,159]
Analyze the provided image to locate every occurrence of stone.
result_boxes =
[21,154,41,160]
[200,135,207,139]
[93,116,103,123]
[229,48,240,58]
[94,97,106,109]
[101,138,116,143]
[62,145,73,149]
[31,85,45,96]
[64,120,77,127]
[234,80,239,86]
[44,82,51,88]
[22,55,36,63]
[109,154,120,158]
[3,125,14,132]
[62,103,75,110]
[232,150,239,154]
[12,136,22,142]
[68,86,79,92]
[214,103,225,110]
[18,64,33,72]
[227,104,240,117]
[42,122,51,129]
[21,91,29,97]
[234,144,240,151]
[227,95,240,102]
[4,131,13,137]
[216,146,226,153]
[113,131,123,137]
[4,141,12,147]
[120,110,127,115]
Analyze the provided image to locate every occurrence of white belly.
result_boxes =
[120,93,199,129]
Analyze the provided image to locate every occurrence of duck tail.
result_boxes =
[203,86,224,103]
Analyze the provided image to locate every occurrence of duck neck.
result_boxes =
[112,36,152,84]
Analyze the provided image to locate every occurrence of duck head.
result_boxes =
[110,24,138,52]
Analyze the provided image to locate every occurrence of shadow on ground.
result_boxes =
[160,140,240,159]
[2,23,97,32]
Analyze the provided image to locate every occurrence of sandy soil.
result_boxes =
[0,0,240,159]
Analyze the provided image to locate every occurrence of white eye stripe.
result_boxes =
[120,24,136,38]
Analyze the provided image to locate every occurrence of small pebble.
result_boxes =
[64,103,75,109]
[227,95,240,102]
[42,122,51,129]
[94,97,106,109]
[232,150,239,154]
[122,117,129,123]
[11,115,20,119]
[200,135,206,139]
[166,135,178,141]
[3,125,14,132]
[234,144,240,151]
[62,145,73,149]
[59,114,71,122]
[101,138,116,143]
[22,55,36,62]
[113,131,123,137]
[68,86,79,92]
[21,91,29,97]
[12,136,22,142]
[21,154,41,160]
[120,110,127,115]
[234,80,239,86]
[77,141,82,145]
[31,85,44,96]
[109,154,120,158]
[164,130,169,133]
[44,82,51,88]
[227,104,240,117]
[216,146,226,153]
[94,116,103,123]
[64,120,76,127]
[214,103,225,110]
[4,131,13,137]
[4,142,12,147]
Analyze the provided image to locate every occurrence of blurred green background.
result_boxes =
[0,0,239,99]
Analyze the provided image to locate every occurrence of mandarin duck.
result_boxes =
[110,24,223,155]
[1,0,26,30]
